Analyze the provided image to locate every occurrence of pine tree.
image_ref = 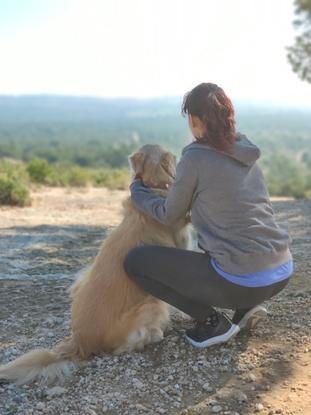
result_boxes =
[287,0,311,83]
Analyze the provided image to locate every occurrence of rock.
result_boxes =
[202,382,213,392]
[255,403,264,412]
[248,373,257,382]
[36,402,45,411]
[45,386,66,397]
[236,391,248,402]
[211,405,222,413]
[135,403,147,411]
[132,378,145,389]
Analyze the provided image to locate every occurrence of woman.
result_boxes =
[123,82,293,348]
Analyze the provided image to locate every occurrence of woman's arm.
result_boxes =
[130,153,198,226]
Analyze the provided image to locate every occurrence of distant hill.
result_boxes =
[0,94,310,162]
[0,95,310,197]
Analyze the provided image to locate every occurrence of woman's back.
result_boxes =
[182,133,292,274]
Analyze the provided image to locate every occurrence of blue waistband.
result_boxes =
[210,258,294,288]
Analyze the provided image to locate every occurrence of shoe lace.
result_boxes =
[195,312,219,328]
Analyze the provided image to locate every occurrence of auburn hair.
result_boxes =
[181,83,236,153]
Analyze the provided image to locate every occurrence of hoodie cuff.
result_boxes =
[130,179,152,194]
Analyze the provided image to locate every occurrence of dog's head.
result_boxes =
[129,144,176,190]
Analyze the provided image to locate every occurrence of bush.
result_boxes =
[265,155,310,198]
[0,177,31,207]
[0,159,29,182]
[65,166,91,187]
[27,158,52,183]
[92,168,129,190]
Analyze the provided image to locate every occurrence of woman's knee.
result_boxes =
[123,245,147,278]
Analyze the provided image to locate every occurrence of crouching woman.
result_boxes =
[123,82,293,348]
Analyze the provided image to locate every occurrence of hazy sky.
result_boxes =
[0,0,311,107]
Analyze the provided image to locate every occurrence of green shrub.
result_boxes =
[44,165,69,186]
[265,155,310,199]
[92,168,129,190]
[0,177,31,207]
[0,160,30,184]
[27,158,52,183]
[65,166,91,187]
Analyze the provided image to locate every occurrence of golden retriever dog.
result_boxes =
[0,144,190,385]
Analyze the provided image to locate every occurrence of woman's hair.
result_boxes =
[181,83,236,152]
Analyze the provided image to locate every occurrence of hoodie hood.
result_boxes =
[182,132,261,167]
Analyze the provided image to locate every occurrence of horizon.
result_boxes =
[1,93,311,111]
[1,0,311,108]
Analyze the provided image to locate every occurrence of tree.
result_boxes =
[287,0,311,83]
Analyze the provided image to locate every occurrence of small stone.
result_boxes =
[236,391,248,402]
[211,405,222,413]
[132,378,144,389]
[255,403,264,412]
[45,386,66,397]
[248,373,257,382]
[202,382,213,392]
[135,403,147,411]
[36,402,45,411]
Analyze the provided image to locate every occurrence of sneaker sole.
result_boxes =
[185,324,240,348]
[238,305,268,330]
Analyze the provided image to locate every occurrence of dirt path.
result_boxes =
[0,187,310,415]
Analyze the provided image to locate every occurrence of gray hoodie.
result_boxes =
[130,133,292,275]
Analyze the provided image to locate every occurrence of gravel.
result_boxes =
[0,196,310,415]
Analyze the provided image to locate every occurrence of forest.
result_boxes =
[0,95,310,205]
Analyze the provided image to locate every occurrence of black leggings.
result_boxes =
[123,245,290,321]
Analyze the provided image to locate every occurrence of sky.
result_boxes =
[0,0,311,107]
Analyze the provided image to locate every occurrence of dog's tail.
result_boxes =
[0,335,82,385]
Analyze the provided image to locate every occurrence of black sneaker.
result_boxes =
[232,305,268,329]
[185,312,240,348]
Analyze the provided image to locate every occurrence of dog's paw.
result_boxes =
[148,327,164,344]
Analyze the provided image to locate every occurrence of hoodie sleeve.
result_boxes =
[130,152,198,226]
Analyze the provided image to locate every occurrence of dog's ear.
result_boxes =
[161,151,176,167]
[129,151,146,174]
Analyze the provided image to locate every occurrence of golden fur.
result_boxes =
[0,144,190,384]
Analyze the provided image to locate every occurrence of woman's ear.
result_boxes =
[128,151,146,175]
[189,114,205,139]
[191,115,204,129]
[188,114,194,129]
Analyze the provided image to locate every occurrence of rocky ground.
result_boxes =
[0,187,310,415]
